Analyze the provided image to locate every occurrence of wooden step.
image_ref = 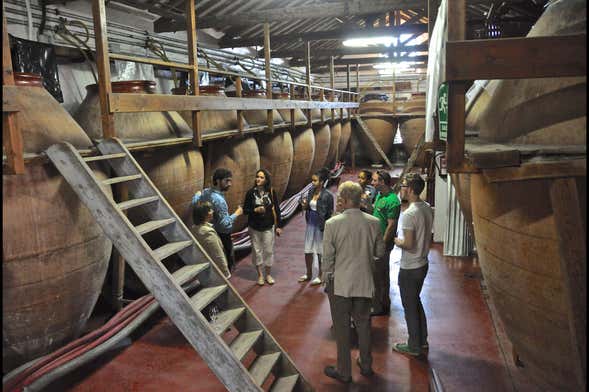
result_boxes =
[214,307,246,336]
[135,218,176,235]
[153,241,193,261]
[270,375,299,392]
[249,352,281,386]
[189,285,227,311]
[83,152,127,162]
[117,196,159,211]
[229,330,264,361]
[102,174,142,185]
[172,263,210,286]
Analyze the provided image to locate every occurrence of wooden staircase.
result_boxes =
[46,138,313,392]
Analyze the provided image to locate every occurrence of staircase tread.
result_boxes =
[135,218,176,235]
[270,375,299,392]
[153,240,193,261]
[214,308,245,336]
[190,285,227,311]
[102,174,142,185]
[171,263,209,286]
[117,196,159,211]
[249,352,282,386]
[229,330,264,361]
[83,152,127,162]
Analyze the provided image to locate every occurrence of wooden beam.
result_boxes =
[305,41,312,127]
[219,24,428,48]
[445,0,466,172]
[445,34,587,81]
[91,0,115,139]
[482,158,586,183]
[264,22,273,132]
[301,55,428,69]
[264,43,429,59]
[157,1,434,31]
[3,113,25,175]
[185,0,201,147]
[330,56,336,124]
[108,94,358,113]
[428,0,439,43]
[235,76,244,134]
[3,10,15,85]
[2,11,24,175]
[549,177,587,392]
[354,116,394,169]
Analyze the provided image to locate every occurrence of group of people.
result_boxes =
[190,166,434,383]
[321,171,434,383]
[191,167,282,285]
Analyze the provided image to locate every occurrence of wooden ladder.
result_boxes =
[46,138,313,392]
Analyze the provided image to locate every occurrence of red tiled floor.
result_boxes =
[49,169,535,391]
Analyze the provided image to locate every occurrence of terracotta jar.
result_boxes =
[173,85,243,135]
[204,137,260,232]
[273,92,308,124]
[255,130,294,201]
[229,89,284,126]
[285,126,315,198]
[3,73,112,372]
[75,80,192,142]
[309,123,331,175]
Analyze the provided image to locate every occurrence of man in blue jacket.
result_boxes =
[193,168,243,271]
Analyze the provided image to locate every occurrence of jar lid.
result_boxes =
[86,80,156,94]
[199,85,225,95]
[14,72,43,87]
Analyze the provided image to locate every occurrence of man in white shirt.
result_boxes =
[392,173,434,357]
[322,181,385,382]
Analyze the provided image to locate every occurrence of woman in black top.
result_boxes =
[243,169,282,286]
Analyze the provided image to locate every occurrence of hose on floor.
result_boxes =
[3,280,200,392]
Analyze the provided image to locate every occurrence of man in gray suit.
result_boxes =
[322,181,386,383]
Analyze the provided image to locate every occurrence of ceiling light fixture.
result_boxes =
[342,36,396,47]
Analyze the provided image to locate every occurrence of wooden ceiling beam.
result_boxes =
[219,23,428,48]
[300,54,428,70]
[266,43,428,59]
[155,0,438,32]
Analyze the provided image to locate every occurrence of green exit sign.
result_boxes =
[438,83,448,141]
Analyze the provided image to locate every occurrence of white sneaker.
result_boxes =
[310,277,322,285]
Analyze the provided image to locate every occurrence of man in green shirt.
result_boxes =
[370,170,401,316]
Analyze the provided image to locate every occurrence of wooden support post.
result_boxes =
[186,0,201,147]
[428,0,439,40]
[3,12,24,175]
[110,182,128,311]
[346,64,350,119]
[549,178,587,391]
[330,56,335,123]
[319,88,325,123]
[235,76,244,135]
[445,0,466,172]
[305,41,312,127]
[289,83,296,130]
[91,0,115,139]
[264,22,273,132]
[355,64,360,114]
